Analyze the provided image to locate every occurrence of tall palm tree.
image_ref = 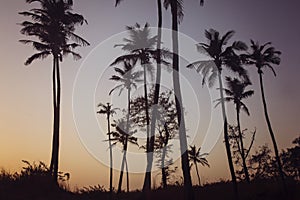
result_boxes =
[110,119,138,193]
[188,145,209,186]
[163,1,199,199]
[97,103,118,194]
[242,40,286,191]
[19,0,89,183]
[109,60,142,193]
[217,77,254,183]
[111,23,171,192]
[187,28,248,198]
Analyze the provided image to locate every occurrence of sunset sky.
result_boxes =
[0,0,299,190]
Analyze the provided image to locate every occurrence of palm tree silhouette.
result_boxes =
[187,28,248,198]
[111,23,171,192]
[163,1,205,199]
[109,60,142,193]
[97,103,118,194]
[188,145,209,186]
[217,77,254,183]
[242,40,286,191]
[19,0,89,183]
[110,119,138,193]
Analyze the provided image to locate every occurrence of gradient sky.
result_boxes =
[0,0,300,190]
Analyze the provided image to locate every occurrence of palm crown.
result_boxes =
[242,40,281,75]
[19,0,89,65]
[188,145,209,167]
[219,77,254,115]
[187,29,249,87]
[109,60,143,96]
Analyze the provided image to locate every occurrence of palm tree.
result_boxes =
[110,119,138,193]
[187,28,248,198]
[242,40,286,191]
[163,1,199,199]
[217,77,254,183]
[111,23,171,192]
[19,0,89,183]
[188,145,209,186]
[109,60,142,193]
[97,103,118,194]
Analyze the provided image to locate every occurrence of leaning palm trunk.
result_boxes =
[125,156,129,192]
[117,88,131,193]
[142,62,151,191]
[217,71,238,199]
[194,162,201,186]
[259,72,286,192]
[142,0,163,191]
[170,3,194,200]
[236,106,250,183]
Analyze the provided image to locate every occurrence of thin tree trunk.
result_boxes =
[117,88,131,193]
[194,162,201,186]
[217,70,238,199]
[50,56,57,174]
[107,114,113,194]
[170,3,194,200]
[142,61,152,190]
[236,106,250,183]
[259,72,286,192]
[142,0,163,192]
[53,57,61,184]
[125,156,129,193]
[161,123,169,188]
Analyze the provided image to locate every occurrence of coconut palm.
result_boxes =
[187,28,248,198]
[111,23,172,192]
[217,77,254,183]
[242,40,286,190]
[97,103,118,194]
[163,1,199,199]
[109,60,142,193]
[188,145,209,186]
[19,0,89,183]
[110,119,138,193]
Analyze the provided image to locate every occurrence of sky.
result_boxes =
[0,0,300,191]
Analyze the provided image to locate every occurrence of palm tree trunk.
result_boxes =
[142,0,163,192]
[236,106,250,183]
[161,123,169,188]
[107,114,113,194]
[50,56,57,174]
[259,72,286,192]
[217,70,238,199]
[117,87,131,193]
[125,156,129,192]
[194,162,201,186]
[53,57,61,184]
[170,3,194,200]
[142,60,152,191]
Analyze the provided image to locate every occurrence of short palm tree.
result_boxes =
[242,40,286,190]
[110,119,138,193]
[19,0,89,183]
[97,103,118,194]
[109,60,142,193]
[217,77,254,183]
[187,28,248,198]
[188,145,209,186]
